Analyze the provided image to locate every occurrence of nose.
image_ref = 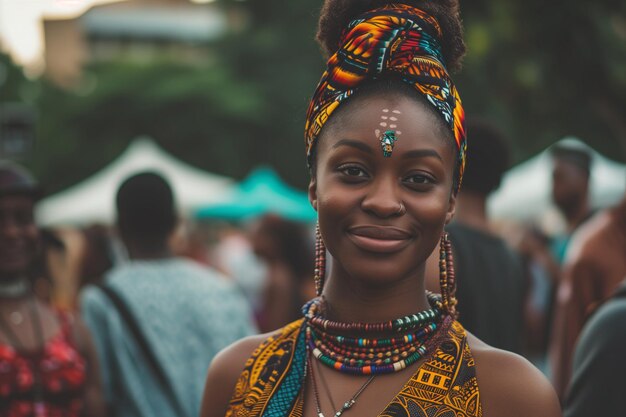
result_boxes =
[360,175,404,218]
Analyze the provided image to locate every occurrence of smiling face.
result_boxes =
[309,95,457,288]
[0,194,39,280]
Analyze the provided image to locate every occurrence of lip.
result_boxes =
[347,225,413,253]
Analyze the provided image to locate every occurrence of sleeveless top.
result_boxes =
[0,312,87,417]
[226,318,482,417]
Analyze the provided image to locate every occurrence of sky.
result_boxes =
[0,0,119,74]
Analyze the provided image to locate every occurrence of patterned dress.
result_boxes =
[0,312,86,417]
[226,319,482,417]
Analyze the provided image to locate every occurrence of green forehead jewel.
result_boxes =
[380,130,398,157]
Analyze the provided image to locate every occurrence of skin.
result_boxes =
[119,232,174,260]
[0,195,39,279]
[0,194,106,417]
[201,96,561,417]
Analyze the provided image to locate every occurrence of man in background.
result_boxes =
[551,190,626,400]
[81,172,255,417]
[549,144,594,264]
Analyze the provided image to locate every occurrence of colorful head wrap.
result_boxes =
[305,3,467,188]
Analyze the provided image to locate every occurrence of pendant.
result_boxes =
[334,399,356,417]
[379,130,398,157]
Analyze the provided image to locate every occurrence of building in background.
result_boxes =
[43,0,247,88]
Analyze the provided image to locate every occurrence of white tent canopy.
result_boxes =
[36,137,235,226]
[488,137,626,223]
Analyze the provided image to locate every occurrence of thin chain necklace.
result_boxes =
[308,354,376,417]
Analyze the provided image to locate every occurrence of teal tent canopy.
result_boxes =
[195,167,316,222]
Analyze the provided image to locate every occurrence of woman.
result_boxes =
[0,161,105,417]
[201,1,561,416]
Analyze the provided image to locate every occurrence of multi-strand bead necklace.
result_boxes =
[303,292,445,375]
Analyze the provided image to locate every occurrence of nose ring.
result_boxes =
[397,203,406,215]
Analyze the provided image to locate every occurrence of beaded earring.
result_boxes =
[439,232,458,318]
[314,221,326,296]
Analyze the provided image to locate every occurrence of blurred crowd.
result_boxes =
[1,118,625,416]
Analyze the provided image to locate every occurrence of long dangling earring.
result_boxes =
[439,232,458,318]
[314,222,326,297]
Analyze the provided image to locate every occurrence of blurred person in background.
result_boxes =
[80,172,256,417]
[0,160,105,417]
[550,144,594,264]
[210,222,267,315]
[564,276,626,416]
[516,226,559,364]
[550,190,626,400]
[427,119,526,353]
[248,214,315,333]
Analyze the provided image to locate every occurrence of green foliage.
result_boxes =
[458,0,626,163]
[0,51,29,102]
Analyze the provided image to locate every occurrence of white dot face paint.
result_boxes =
[376,109,403,157]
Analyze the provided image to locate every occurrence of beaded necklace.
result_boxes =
[303,292,445,375]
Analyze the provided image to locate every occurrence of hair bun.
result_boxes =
[316,0,465,72]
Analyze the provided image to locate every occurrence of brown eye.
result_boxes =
[404,173,435,187]
[340,165,368,177]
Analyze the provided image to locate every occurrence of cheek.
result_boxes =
[406,192,451,245]
[315,186,356,255]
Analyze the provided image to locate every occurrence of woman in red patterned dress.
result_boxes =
[0,161,105,417]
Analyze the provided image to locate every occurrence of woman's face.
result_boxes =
[0,195,39,280]
[309,95,456,287]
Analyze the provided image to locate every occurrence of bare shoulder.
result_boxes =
[200,332,272,417]
[467,333,561,417]
[565,210,612,264]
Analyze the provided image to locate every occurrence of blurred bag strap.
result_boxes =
[98,284,187,417]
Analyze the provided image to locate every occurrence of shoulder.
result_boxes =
[201,320,304,417]
[200,332,277,417]
[467,333,560,417]
[565,296,626,416]
[172,258,239,290]
[206,319,304,386]
[565,211,613,265]
[79,285,110,314]
[576,295,626,353]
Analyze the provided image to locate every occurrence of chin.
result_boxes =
[343,257,417,288]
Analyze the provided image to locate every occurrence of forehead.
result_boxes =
[318,95,451,155]
[552,159,587,177]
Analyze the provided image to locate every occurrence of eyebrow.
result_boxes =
[403,149,443,162]
[332,139,373,153]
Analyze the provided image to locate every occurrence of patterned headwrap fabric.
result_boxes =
[305,3,467,188]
